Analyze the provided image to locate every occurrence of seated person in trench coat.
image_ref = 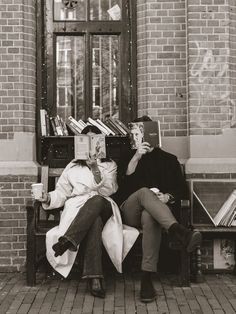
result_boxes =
[33,125,139,298]
[112,115,202,303]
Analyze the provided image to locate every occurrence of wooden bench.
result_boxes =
[26,165,192,287]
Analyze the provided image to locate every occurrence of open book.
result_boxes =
[74,134,106,160]
[194,189,236,227]
[128,121,161,149]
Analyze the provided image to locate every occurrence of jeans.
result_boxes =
[62,195,112,278]
[120,187,177,272]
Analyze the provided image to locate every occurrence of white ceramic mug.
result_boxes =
[31,183,44,199]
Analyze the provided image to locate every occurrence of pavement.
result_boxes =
[0,271,236,313]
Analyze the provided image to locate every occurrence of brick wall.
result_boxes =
[137,0,188,137]
[229,0,236,127]
[187,0,233,135]
[0,1,36,140]
[0,175,35,272]
[0,1,37,272]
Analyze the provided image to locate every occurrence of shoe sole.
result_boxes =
[140,291,157,303]
[187,231,202,252]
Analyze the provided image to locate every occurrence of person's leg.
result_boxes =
[121,187,201,253]
[141,210,162,272]
[140,210,162,302]
[121,193,164,303]
[80,216,106,298]
[82,216,103,279]
[121,187,176,230]
[53,195,112,256]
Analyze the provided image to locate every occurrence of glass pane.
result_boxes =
[54,0,86,21]
[90,0,121,21]
[56,36,85,121]
[92,35,119,119]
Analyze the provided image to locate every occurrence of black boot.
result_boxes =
[168,223,202,253]
[140,271,157,303]
[88,278,105,298]
[52,237,74,257]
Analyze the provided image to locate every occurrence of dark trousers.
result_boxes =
[121,187,177,272]
[62,195,112,278]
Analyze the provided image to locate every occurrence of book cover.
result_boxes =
[213,239,235,269]
[128,121,161,149]
[74,134,106,160]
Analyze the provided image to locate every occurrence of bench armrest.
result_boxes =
[180,198,191,228]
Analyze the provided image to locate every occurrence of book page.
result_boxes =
[90,134,106,159]
[214,190,236,226]
[74,135,90,160]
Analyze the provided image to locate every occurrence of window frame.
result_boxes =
[36,0,137,162]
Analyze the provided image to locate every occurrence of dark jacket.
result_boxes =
[112,147,188,216]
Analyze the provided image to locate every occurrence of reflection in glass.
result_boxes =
[90,0,121,20]
[56,36,85,121]
[54,0,86,21]
[92,35,119,119]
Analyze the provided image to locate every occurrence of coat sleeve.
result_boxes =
[165,156,189,202]
[42,164,73,210]
[96,161,118,197]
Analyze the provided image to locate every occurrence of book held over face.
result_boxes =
[128,120,161,149]
[74,134,106,160]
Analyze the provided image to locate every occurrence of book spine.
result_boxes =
[97,119,116,136]
[114,118,130,135]
[45,113,51,136]
[107,118,124,135]
[87,117,109,135]
[54,116,64,136]
[40,109,47,136]
[68,116,83,132]
[104,119,120,135]
[50,117,58,136]
[67,121,81,135]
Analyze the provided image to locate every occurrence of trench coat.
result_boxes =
[42,160,139,278]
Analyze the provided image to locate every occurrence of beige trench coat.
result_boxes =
[43,160,139,278]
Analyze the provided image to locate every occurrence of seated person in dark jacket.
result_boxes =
[112,116,201,303]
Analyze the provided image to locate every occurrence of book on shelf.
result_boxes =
[96,119,116,136]
[114,118,131,135]
[128,120,161,149]
[40,109,50,136]
[87,117,110,135]
[109,118,127,135]
[193,189,236,227]
[74,134,106,160]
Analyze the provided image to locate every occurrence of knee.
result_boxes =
[137,187,152,198]
[141,211,162,234]
[90,195,107,207]
[141,210,157,227]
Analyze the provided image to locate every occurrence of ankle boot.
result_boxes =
[52,237,73,257]
[140,271,157,303]
[168,223,202,253]
[88,278,105,298]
